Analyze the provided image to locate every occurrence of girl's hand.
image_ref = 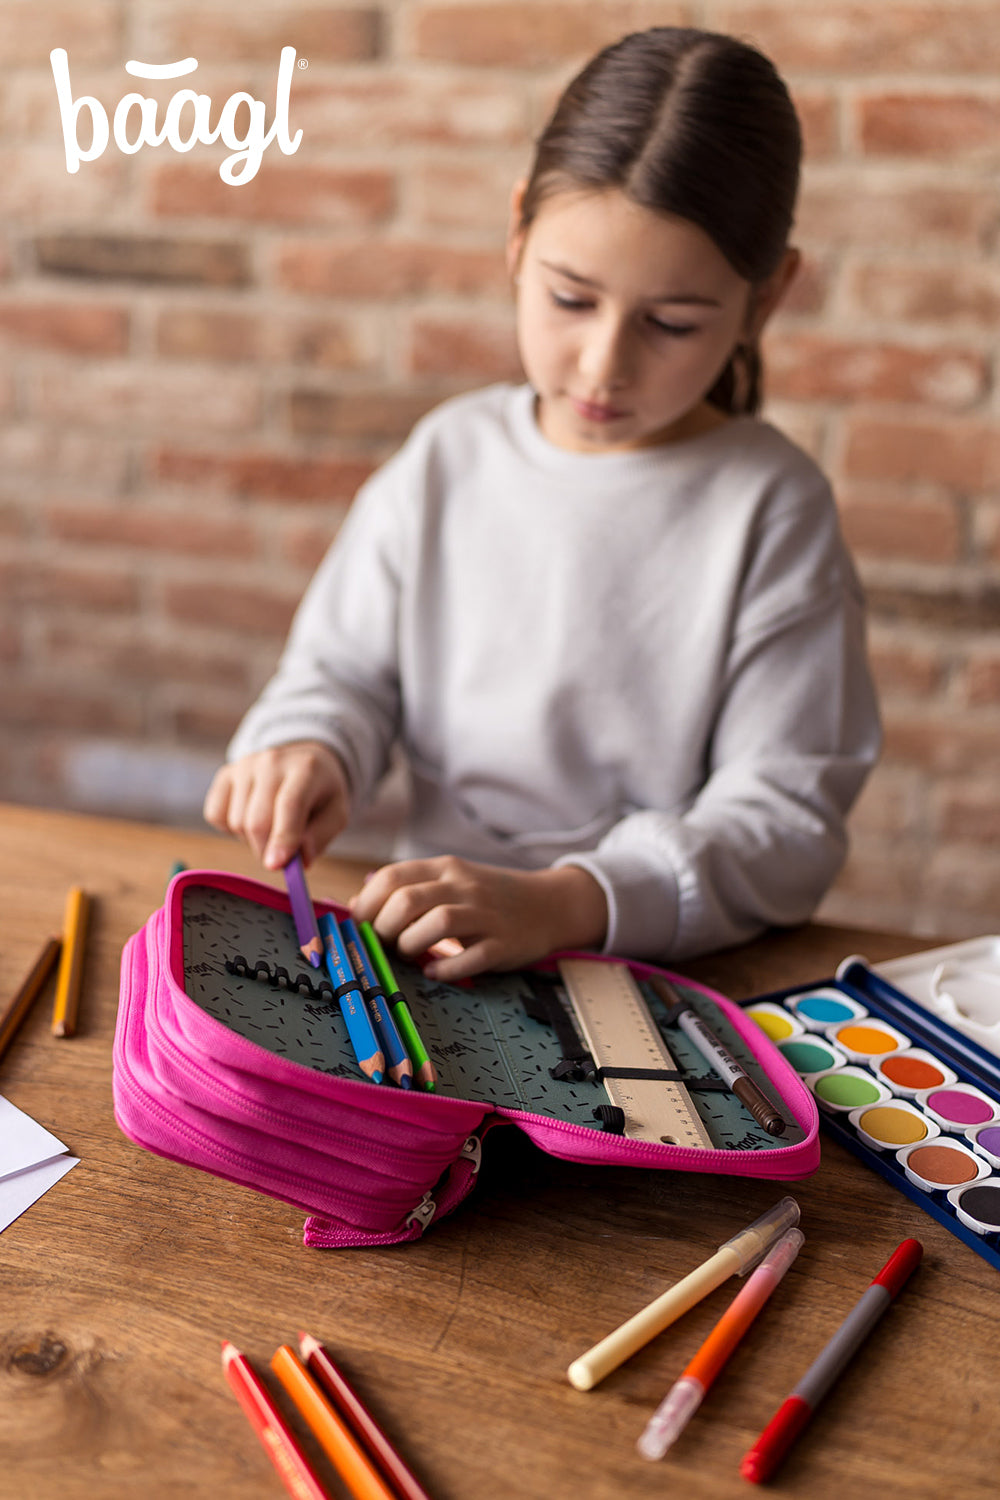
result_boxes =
[349,856,608,980]
[203,740,351,870]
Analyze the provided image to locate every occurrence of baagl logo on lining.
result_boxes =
[49,46,304,185]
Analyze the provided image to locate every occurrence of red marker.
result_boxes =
[741,1238,923,1483]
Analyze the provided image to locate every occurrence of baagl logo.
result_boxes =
[49,46,304,185]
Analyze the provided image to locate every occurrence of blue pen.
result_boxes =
[341,918,413,1089]
[318,913,384,1084]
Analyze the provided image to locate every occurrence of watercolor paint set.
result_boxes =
[741,937,1000,1273]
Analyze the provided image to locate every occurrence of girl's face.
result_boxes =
[507,186,792,453]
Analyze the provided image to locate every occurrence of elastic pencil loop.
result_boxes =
[331,980,364,1003]
[224,955,335,1002]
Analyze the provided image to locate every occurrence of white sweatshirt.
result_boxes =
[228,383,880,961]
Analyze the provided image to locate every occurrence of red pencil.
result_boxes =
[299,1333,434,1500]
[221,1341,331,1500]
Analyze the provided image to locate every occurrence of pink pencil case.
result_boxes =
[114,870,819,1248]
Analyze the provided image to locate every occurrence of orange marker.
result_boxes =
[221,1341,330,1500]
[271,1344,399,1500]
[638,1228,804,1459]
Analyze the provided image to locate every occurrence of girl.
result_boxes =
[205,26,880,980]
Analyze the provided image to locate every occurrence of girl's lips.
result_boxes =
[571,396,628,423]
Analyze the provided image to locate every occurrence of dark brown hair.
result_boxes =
[518,27,802,415]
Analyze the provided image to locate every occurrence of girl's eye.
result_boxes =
[549,290,592,312]
[647,317,697,337]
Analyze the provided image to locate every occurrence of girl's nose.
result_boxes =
[578,314,631,390]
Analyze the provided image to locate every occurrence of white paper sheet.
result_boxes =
[0,1093,78,1231]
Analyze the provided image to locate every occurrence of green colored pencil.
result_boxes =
[358,920,437,1091]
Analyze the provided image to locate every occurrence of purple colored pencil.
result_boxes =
[283,854,323,968]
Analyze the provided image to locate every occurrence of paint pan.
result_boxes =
[776,1035,848,1077]
[828,1018,911,1063]
[947,1178,1000,1236]
[917,1082,1000,1134]
[786,989,868,1032]
[744,1002,804,1044]
[897,1139,990,1193]
[967,1122,1000,1169]
[810,1066,892,1113]
[847,1099,940,1153]
[874,1048,958,1099]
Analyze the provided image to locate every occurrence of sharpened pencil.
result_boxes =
[272,1344,400,1500]
[284,854,324,968]
[221,1341,331,1500]
[358,921,437,1091]
[0,936,61,1063]
[299,1333,435,1500]
[51,887,90,1038]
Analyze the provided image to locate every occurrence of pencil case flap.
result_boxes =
[114,869,819,1247]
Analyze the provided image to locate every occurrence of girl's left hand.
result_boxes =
[349,855,608,980]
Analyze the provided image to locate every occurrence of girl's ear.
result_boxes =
[744,246,801,340]
[506,178,528,279]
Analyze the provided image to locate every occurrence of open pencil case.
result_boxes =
[114,870,819,1248]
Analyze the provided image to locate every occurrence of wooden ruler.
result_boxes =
[557,959,713,1149]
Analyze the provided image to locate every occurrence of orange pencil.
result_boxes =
[221,1341,331,1500]
[271,1344,399,1500]
[299,1333,434,1500]
[51,887,90,1038]
[0,936,61,1063]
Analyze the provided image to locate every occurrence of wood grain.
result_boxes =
[1,802,997,1500]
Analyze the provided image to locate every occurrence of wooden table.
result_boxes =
[1,801,997,1500]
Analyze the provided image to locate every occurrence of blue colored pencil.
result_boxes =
[284,854,323,968]
[318,912,384,1084]
[341,918,413,1089]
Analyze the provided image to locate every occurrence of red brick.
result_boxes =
[934,783,1000,844]
[412,2,691,66]
[156,308,259,362]
[35,234,252,287]
[796,178,994,249]
[0,301,129,355]
[288,390,440,442]
[151,164,394,227]
[765,332,986,408]
[957,653,1000,708]
[845,767,927,839]
[44,504,258,560]
[866,585,1000,633]
[138,7,381,63]
[42,624,252,691]
[291,76,525,146]
[923,847,1000,922]
[791,88,839,159]
[868,637,948,699]
[1,684,142,735]
[156,448,374,503]
[412,158,516,232]
[163,579,299,636]
[712,5,1000,74]
[7,562,139,614]
[0,621,22,663]
[0,3,121,65]
[276,240,509,299]
[0,425,130,490]
[171,700,252,745]
[269,316,379,372]
[34,366,261,434]
[282,513,350,571]
[407,315,521,380]
[775,254,831,317]
[837,486,961,565]
[859,93,1000,160]
[0,148,125,218]
[848,263,1000,326]
[843,415,1000,491]
[882,712,1000,775]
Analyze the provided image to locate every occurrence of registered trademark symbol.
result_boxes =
[298,58,308,68]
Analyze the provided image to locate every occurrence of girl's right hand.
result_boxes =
[203,740,351,870]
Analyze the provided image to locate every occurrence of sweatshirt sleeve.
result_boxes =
[225,450,412,812]
[556,490,882,962]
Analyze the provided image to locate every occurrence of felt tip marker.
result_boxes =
[741,1237,923,1483]
[638,1228,804,1460]
[319,912,385,1084]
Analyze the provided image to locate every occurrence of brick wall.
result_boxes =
[1,0,998,942]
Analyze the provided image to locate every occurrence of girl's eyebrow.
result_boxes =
[539,257,721,307]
